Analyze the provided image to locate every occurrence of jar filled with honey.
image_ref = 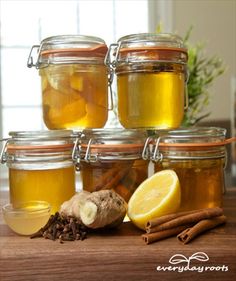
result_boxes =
[106,33,188,129]
[151,127,227,211]
[75,129,150,202]
[1,130,77,213]
[27,35,109,129]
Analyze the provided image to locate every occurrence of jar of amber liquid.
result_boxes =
[106,33,188,129]
[151,127,226,211]
[1,130,77,213]
[75,129,150,202]
[27,35,109,129]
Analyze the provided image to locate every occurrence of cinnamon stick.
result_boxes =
[177,215,227,244]
[93,162,133,191]
[146,207,223,233]
[142,225,190,245]
[146,209,205,228]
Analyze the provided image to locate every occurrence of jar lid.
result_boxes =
[157,127,226,148]
[4,130,77,153]
[28,35,108,69]
[115,33,188,65]
[151,127,227,161]
[0,130,79,168]
[78,129,149,161]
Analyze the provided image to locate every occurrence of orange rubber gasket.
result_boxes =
[41,45,108,57]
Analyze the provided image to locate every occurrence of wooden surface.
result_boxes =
[0,189,236,281]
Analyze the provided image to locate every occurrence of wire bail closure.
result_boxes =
[151,136,163,163]
[27,43,50,69]
[74,138,98,166]
[105,43,120,111]
[142,137,151,160]
[0,139,10,164]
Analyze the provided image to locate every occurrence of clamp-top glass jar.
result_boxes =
[151,127,227,211]
[27,35,109,130]
[106,33,188,129]
[75,129,150,202]
[1,130,77,213]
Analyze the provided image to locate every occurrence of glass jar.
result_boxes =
[106,33,188,129]
[27,35,109,130]
[151,127,226,211]
[1,130,77,213]
[75,129,150,202]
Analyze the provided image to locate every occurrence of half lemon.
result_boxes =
[127,169,181,229]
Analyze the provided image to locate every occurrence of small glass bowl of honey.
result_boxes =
[2,201,51,235]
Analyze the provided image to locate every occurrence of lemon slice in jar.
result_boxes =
[127,170,181,230]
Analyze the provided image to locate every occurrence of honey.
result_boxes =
[1,130,77,213]
[117,71,184,129]
[9,166,75,213]
[155,158,225,211]
[151,127,227,211]
[28,35,109,130]
[77,129,149,202]
[40,64,108,129]
[2,201,51,236]
[106,33,188,129]
[80,160,148,202]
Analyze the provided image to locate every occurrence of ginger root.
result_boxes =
[60,191,90,218]
[60,190,127,229]
[80,190,127,229]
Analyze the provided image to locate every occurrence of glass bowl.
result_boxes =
[2,201,51,235]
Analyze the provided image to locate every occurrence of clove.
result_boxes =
[30,213,88,243]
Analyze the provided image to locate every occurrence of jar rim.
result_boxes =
[7,143,74,152]
[34,35,108,67]
[5,130,77,153]
[151,127,227,161]
[115,33,188,65]
[40,45,108,58]
[79,129,149,161]
[117,33,185,47]
[8,130,76,140]
[80,143,144,153]
[154,127,226,146]
[81,128,148,139]
[41,35,106,49]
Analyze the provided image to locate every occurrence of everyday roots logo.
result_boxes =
[156,252,229,273]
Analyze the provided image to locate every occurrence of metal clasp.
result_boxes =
[108,69,114,110]
[105,43,120,111]
[84,138,98,163]
[0,138,9,164]
[27,45,40,68]
[105,43,119,69]
[27,43,49,69]
[72,136,81,171]
[151,136,163,163]
[142,137,151,160]
[73,138,98,168]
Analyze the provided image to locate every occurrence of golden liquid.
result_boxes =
[9,166,76,213]
[40,64,108,129]
[4,207,50,236]
[155,158,224,211]
[81,159,148,202]
[117,72,184,129]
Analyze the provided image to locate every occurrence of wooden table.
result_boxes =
[0,188,235,281]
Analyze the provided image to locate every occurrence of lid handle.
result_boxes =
[27,45,40,68]
[151,136,163,163]
[27,43,49,69]
[0,139,10,164]
[142,137,151,160]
